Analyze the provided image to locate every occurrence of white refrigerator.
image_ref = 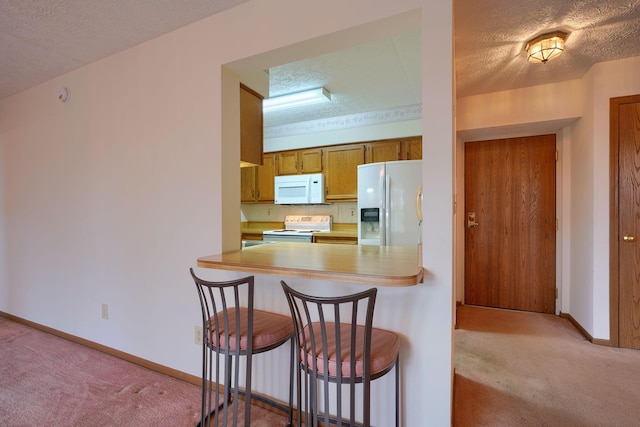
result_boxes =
[357,160,422,246]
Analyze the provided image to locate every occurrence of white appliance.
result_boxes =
[263,215,332,243]
[357,160,422,246]
[274,173,325,204]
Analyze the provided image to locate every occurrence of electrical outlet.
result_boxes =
[194,325,203,345]
[267,208,272,216]
[101,304,109,320]
[350,208,356,217]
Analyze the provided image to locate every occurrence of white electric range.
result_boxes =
[263,215,332,243]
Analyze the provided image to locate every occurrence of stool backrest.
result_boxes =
[190,268,254,355]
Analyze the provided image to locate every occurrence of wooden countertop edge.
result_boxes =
[196,258,423,287]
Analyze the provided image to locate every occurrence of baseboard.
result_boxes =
[0,310,295,419]
[0,310,203,385]
[559,312,612,347]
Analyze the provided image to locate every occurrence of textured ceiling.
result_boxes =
[0,0,247,100]
[1,0,639,129]
[454,0,640,97]
[263,29,422,127]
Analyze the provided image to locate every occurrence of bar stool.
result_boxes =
[190,268,294,427]
[280,280,400,427]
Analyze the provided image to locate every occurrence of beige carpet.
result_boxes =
[454,305,640,427]
[0,316,289,426]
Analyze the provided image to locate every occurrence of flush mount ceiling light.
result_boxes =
[525,31,568,64]
[263,87,331,112]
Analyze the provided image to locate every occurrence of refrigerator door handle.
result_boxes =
[377,173,384,245]
[385,175,391,246]
[415,184,423,223]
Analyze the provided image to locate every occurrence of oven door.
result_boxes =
[263,232,313,243]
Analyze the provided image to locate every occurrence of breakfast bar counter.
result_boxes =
[197,242,423,287]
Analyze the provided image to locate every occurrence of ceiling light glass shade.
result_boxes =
[263,87,331,112]
[526,32,567,64]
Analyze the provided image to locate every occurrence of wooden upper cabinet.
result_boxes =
[366,140,401,163]
[299,148,323,173]
[241,153,275,203]
[275,148,323,175]
[401,136,422,160]
[275,151,299,175]
[240,166,257,203]
[240,84,263,167]
[256,153,275,202]
[323,144,365,201]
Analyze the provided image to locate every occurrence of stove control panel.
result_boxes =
[283,215,332,232]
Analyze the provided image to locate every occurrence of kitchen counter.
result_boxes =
[241,221,283,234]
[317,223,357,238]
[241,221,358,245]
[241,222,357,238]
[197,242,423,287]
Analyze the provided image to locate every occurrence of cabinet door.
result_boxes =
[313,235,358,245]
[366,140,401,163]
[257,153,275,202]
[242,233,263,241]
[323,144,365,201]
[240,166,257,202]
[300,148,323,173]
[240,84,263,166]
[401,137,422,160]
[276,151,299,175]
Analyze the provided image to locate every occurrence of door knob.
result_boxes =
[623,235,636,242]
[467,212,479,228]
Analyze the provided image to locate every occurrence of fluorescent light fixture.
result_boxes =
[525,31,568,64]
[263,87,331,112]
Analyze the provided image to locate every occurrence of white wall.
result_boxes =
[567,75,595,334]
[0,0,454,425]
[421,2,454,422]
[558,126,572,315]
[0,142,6,310]
[457,79,584,134]
[0,18,222,369]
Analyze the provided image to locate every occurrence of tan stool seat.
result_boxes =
[302,322,400,377]
[209,307,294,351]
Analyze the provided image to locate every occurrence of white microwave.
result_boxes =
[274,173,325,204]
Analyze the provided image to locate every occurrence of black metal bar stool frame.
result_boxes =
[191,268,294,427]
[281,280,400,427]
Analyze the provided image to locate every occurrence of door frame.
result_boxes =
[609,94,640,348]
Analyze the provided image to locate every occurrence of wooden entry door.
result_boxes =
[465,135,556,314]
[611,94,640,350]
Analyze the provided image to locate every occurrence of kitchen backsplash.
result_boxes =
[241,202,358,224]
